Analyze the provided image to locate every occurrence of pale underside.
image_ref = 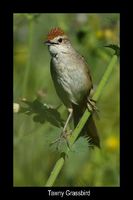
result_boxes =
[50,51,93,108]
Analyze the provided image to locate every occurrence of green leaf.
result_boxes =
[19,98,64,128]
[104,44,120,57]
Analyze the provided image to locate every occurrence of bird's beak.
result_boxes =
[44,40,58,45]
[44,40,51,46]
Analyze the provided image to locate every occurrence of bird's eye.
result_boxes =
[58,38,62,43]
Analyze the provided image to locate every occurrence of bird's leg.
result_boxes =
[62,108,73,134]
[50,108,73,150]
[59,108,73,149]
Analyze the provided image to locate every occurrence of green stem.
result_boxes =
[93,55,118,101]
[45,54,118,186]
[45,157,65,186]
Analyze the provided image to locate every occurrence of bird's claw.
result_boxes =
[50,129,72,150]
[87,98,99,113]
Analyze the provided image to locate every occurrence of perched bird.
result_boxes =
[44,27,100,148]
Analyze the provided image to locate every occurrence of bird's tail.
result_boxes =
[72,104,100,148]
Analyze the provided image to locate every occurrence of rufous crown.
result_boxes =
[47,27,65,40]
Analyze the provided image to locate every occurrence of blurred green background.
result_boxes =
[13,13,120,186]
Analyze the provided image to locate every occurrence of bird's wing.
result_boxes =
[79,54,93,89]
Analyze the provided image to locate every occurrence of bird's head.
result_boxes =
[44,27,72,56]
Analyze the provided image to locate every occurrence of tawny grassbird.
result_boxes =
[44,28,100,148]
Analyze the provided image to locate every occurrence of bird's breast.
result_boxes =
[51,54,91,105]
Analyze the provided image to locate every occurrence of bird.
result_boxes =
[44,27,100,148]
